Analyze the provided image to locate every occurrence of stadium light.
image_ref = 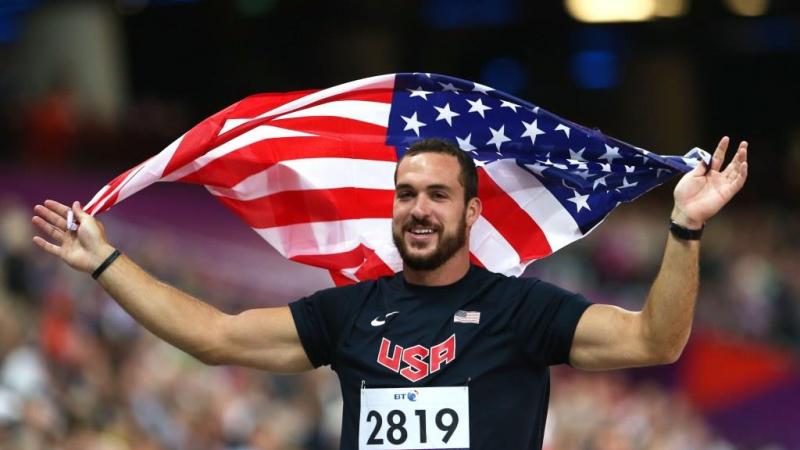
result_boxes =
[564,0,688,23]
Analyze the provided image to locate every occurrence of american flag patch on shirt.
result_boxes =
[454,310,481,324]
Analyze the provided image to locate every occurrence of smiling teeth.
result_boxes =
[411,229,434,235]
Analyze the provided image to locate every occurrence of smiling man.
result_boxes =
[32,136,748,449]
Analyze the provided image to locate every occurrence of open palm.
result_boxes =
[32,200,113,273]
[672,137,748,229]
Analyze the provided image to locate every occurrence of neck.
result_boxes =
[402,247,471,286]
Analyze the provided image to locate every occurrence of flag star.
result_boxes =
[472,82,493,94]
[526,162,549,175]
[567,190,591,212]
[412,72,432,78]
[401,112,426,136]
[486,125,511,151]
[438,82,462,94]
[407,86,432,100]
[532,106,540,114]
[544,158,568,170]
[574,170,593,180]
[600,162,612,172]
[433,103,460,126]
[620,177,638,189]
[625,165,635,173]
[555,123,571,138]
[500,100,520,112]
[456,133,477,152]
[593,175,609,190]
[520,119,545,146]
[567,148,588,169]
[466,98,492,118]
[600,145,622,163]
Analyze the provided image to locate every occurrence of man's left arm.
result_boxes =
[569,136,748,370]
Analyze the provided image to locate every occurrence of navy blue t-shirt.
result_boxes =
[290,265,591,450]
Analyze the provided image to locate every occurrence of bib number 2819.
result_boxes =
[359,386,469,449]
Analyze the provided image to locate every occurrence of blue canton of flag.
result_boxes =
[386,73,710,234]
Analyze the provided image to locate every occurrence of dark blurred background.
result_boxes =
[1,1,799,449]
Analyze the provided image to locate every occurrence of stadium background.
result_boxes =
[1,0,799,448]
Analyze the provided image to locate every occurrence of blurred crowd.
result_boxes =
[3,191,796,449]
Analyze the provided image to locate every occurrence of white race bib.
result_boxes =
[358,386,469,449]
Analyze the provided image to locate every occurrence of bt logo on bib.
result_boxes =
[377,334,456,382]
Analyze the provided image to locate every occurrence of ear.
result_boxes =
[465,197,482,227]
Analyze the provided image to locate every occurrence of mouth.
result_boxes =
[404,225,439,245]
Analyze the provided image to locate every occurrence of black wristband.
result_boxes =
[92,249,121,279]
[669,220,703,240]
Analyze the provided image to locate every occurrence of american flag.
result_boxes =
[83,73,709,285]
[454,310,481,325]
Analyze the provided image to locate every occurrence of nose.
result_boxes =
[410,195,432,220]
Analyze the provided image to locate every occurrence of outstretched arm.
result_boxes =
[569,137,748,370]
[32,200,313,373]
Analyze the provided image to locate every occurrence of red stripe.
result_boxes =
[87,164,144,215]
[291,243,395,283]
[270,115,391,143]
[477,169,552,261]
[291,244,372,270]
[177,135,397,188]
[330,270,356,286]
[214,187,394,228]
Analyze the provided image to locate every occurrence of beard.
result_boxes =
[392,213,468,271]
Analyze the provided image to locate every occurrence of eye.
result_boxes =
[431,191,449,200]
[396,190,414,200]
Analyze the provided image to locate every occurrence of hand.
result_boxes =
[32,200,115,274]
[672,136,748,229]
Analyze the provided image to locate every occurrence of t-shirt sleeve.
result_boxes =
[511,279,592,366]
[289,286,354,368]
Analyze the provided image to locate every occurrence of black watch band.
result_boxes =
[669,220,703,240]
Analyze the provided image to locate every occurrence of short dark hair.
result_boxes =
[395,138,479,204]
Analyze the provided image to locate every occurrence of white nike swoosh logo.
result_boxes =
[371,311,400,327]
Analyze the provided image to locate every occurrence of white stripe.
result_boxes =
[469,216,523,276]
[86,163,144,215]
[115,135,186,204]
[483,159,582,253]
[162,125,317,183]
[220,118,249,134]
[273,100,391,128]
[87,134,186,213]
[253,218,395,259]
[219,74,396,135]
[208,158,396,200]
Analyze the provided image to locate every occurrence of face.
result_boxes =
[392,153,479,271]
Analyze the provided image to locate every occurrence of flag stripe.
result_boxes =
[175,135,397,188]
[482,160,582,253]
[216,187,394,229]
[274,100,391,128]
[208,158,397,201]
[477,169,553,261]
[254,218,393,257]
[469,216,523,276]
[252,74,396,121]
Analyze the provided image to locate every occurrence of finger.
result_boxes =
[72,201,91,221]
[34,204,68,230]
[710,136,730,172]
[32,236,62,257]
[43,199,71,218]
[723,141,748,176]
[32,216,65,243]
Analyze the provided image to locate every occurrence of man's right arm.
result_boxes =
[32,200,313,373]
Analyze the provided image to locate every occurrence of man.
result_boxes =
[32,136,748,449]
